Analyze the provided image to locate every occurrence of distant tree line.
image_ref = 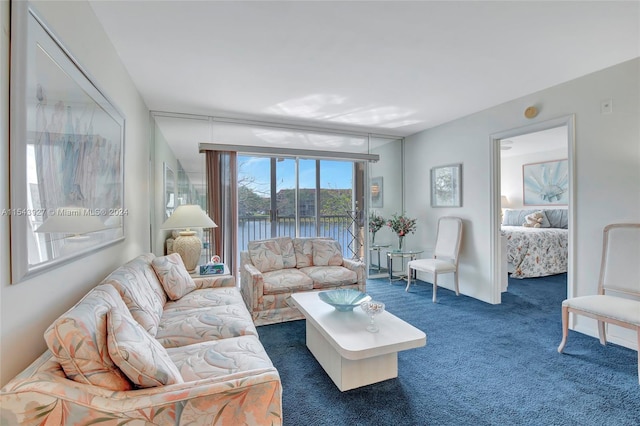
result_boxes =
[238,186,352,218]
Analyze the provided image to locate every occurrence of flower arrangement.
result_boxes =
[387,213,417,237]
[369,212,386,244]
[387,213,417,250]
[369,212,385,234]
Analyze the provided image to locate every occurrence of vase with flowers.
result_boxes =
[369,212,385,245]
[387,212,417,251]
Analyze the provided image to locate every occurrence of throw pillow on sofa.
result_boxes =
[248,239,284,272]
[106,308,183,388]
[44,284,133,391]
[312,239,343,266]
[152,253,197,300]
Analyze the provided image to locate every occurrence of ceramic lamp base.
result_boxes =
[173,230,201,273]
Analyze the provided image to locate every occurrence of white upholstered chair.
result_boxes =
[558,223,640,383]
[406,217,463,303]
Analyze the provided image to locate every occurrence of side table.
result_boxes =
[370,244,390,272]
[387,250,424,282]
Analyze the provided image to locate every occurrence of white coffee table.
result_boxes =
[291,291,426,392]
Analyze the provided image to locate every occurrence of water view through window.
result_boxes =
[238,156,356,255]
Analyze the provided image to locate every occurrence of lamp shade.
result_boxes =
[501,196,509,208]
[160,204,217,230]
[35,207,108,235]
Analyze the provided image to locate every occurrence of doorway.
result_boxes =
[490,116,576,304]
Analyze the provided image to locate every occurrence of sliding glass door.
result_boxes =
[238,155,358,256]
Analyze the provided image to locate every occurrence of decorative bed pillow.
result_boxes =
[152,253,197,300]
[44,284,133,391]
[312,239,343,266]
[248,239,284,272]
[523,211,545,228]
[502,209,550,228]
[544,209,569,229]
[106,308,183,388]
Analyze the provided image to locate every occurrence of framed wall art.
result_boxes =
[9,3,126,283]
[431,164,462,207]
[370,176,383,208]
[523,159,568,206]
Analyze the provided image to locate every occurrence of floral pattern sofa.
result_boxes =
[0,253,282,425]
[241,237,366,325]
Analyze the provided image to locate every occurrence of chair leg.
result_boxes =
[454,271,460,296]
[405,266,412,292]
[558,306,569,353]
[432,274,438,303]
[597,320,607,346]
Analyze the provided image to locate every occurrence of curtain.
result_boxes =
[206,151,238,274]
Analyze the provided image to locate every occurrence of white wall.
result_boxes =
[501,148,568,209]
[404,58,640,346]
[153,121,180,256]
[0,1,151,385]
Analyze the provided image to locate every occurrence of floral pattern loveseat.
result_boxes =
[240,237,366,325]
[0,253,282,425]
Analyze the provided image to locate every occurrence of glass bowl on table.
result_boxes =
[318,289,371,312]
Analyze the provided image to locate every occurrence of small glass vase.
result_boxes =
[398,236,404,251]
[372,232,377,245]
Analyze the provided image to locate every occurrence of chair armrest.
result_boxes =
[1,353,282,425]
[240,252,265,312]
[192,275,236,289]
[342,258,366,292]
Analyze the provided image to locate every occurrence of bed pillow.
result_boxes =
[106,308,183,388]
[544,209,569,229]
[152,253,197,300]
[502,209,551,228]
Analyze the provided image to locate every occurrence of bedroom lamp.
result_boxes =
[160,204,217,273]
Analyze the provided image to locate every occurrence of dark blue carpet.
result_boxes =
[258,275,640,425]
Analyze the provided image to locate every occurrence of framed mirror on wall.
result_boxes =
[9,2,125,283]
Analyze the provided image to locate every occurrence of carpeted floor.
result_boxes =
[258,274,640,425]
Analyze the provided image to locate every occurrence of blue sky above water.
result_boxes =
[238,156,353,194]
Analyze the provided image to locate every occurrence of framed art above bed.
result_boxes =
[522,159,568,206]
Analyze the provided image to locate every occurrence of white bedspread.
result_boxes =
[501,226,568,279]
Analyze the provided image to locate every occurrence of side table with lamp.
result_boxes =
[160,204,218,274]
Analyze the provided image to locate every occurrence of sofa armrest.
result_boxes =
[193,275,236,289]
[1,353,282,425]
[342,258,366,292]
[240,252,265,312]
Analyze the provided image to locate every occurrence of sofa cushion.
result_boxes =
[299,266,358,289]
[262,269,314,294]
[106,308,183,388]
[312,239,343,266]
[156,289,259,348]
[293,238,314,267]
[167,335,275,381]
[276,236,297,268]
[102,254,165,336]
[152,253,197,300]
[44,284,133,391]
[163,286,246,314]
[248,239,284,273]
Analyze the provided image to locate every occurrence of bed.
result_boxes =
[501,209,569,279]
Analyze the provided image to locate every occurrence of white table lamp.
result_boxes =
[160,204,217,272]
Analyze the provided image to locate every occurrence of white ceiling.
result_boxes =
[88,1,639,165]
[500,126,567,158]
